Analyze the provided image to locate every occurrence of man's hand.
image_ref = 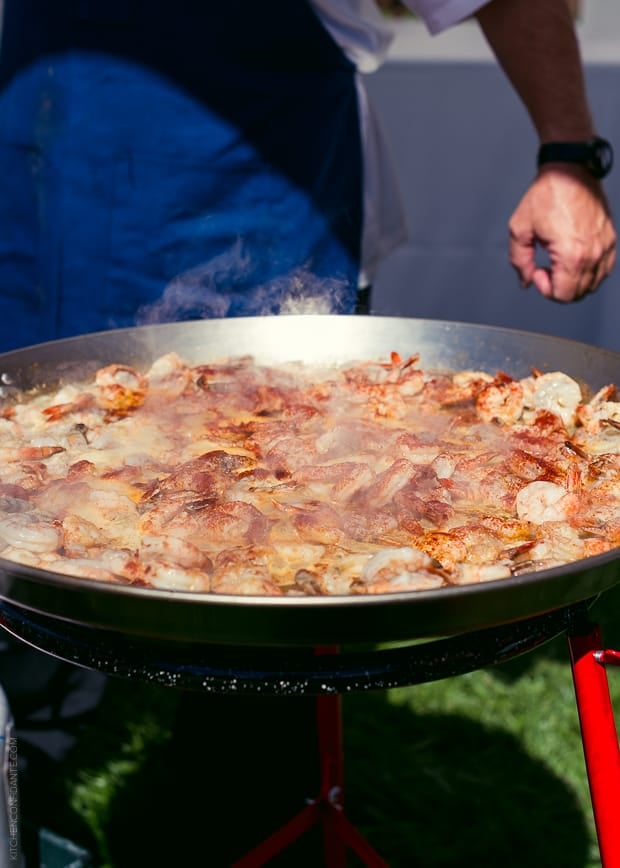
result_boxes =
[509,166,616,302]
[475,0,617,301]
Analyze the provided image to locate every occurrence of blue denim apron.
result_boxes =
[0,0,363,349]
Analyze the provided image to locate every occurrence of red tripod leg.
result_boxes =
[315,648,388,868]
[233,647,389,867]
[316,690,348,868]
[568,624,620,868]
[231,802,321,868]
[329,808,390,868]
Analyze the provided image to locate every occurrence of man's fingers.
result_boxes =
[509,233,537,287]
[599,243,617,287]
[533,232,616,301]
[531,267,553,298]
[548,270,583,302]
[546,252,602,302]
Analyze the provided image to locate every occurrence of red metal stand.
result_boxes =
[568,624,620,868]
[232,648,388,868]
[233,630,620,867]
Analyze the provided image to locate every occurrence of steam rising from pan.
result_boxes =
[135,242,349,324]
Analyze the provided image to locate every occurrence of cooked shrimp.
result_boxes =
[431,452,458,480]
[45,558,119,583]
[396,434,442,466]
[1,348,618,597]
[138,497,187,535]
[62,513,108,553]
[34,479,91,516]
[343,353,424,391]
[95,364,147,414]
[146,499,271,550]
[66,487,139,547]
[353,458,415,509]
[515,481,579,524]
[145,352,194,398]
[278,501,345,546]
[341,353,425,418]
[447,561,513,585]
[297,547,373,595]
[586,453,620,488]
[342,508,400,543]
[140,451,248,501]
[0,546,58,568]
[522,371,583,429]
[0,511,61,553]
[502,448,558,483]
[515,522,612,570]
[438,370,494,405]
[61,548,135,582]
[355,546,444,594]
[476,380,524,424]
[417,525,506,570]
[394,488,454,529]
[210,549,281,595]
[140,533,211,570]
[42,393,96,422]
[291,462,374,503]
[142,560,211,592]
[575,386,620,455]
[263,435,320,475]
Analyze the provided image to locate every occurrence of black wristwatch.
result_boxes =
[537,136,614,179]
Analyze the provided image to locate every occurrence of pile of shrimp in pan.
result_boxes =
[0,350,619,596]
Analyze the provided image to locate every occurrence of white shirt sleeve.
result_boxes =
[404,0,490,35]
[309,0,395,72]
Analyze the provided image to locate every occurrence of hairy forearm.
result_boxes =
[475,0,594,142]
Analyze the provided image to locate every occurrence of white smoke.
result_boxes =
[135,241,351,324]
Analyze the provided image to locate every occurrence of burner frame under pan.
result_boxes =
[0,599,619,866]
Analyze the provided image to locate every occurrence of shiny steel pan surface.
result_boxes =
[0,315,618,648]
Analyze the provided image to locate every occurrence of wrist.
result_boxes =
[537,136,613,180]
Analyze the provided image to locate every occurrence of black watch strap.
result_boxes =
[537,136,613,179]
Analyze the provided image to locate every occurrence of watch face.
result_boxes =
[590,138,614,179]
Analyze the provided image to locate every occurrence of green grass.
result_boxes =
[341,587,620,868]
[33,586,620,867]
[345,655,600,866]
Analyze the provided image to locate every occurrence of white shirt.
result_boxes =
[309,0,489,283]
